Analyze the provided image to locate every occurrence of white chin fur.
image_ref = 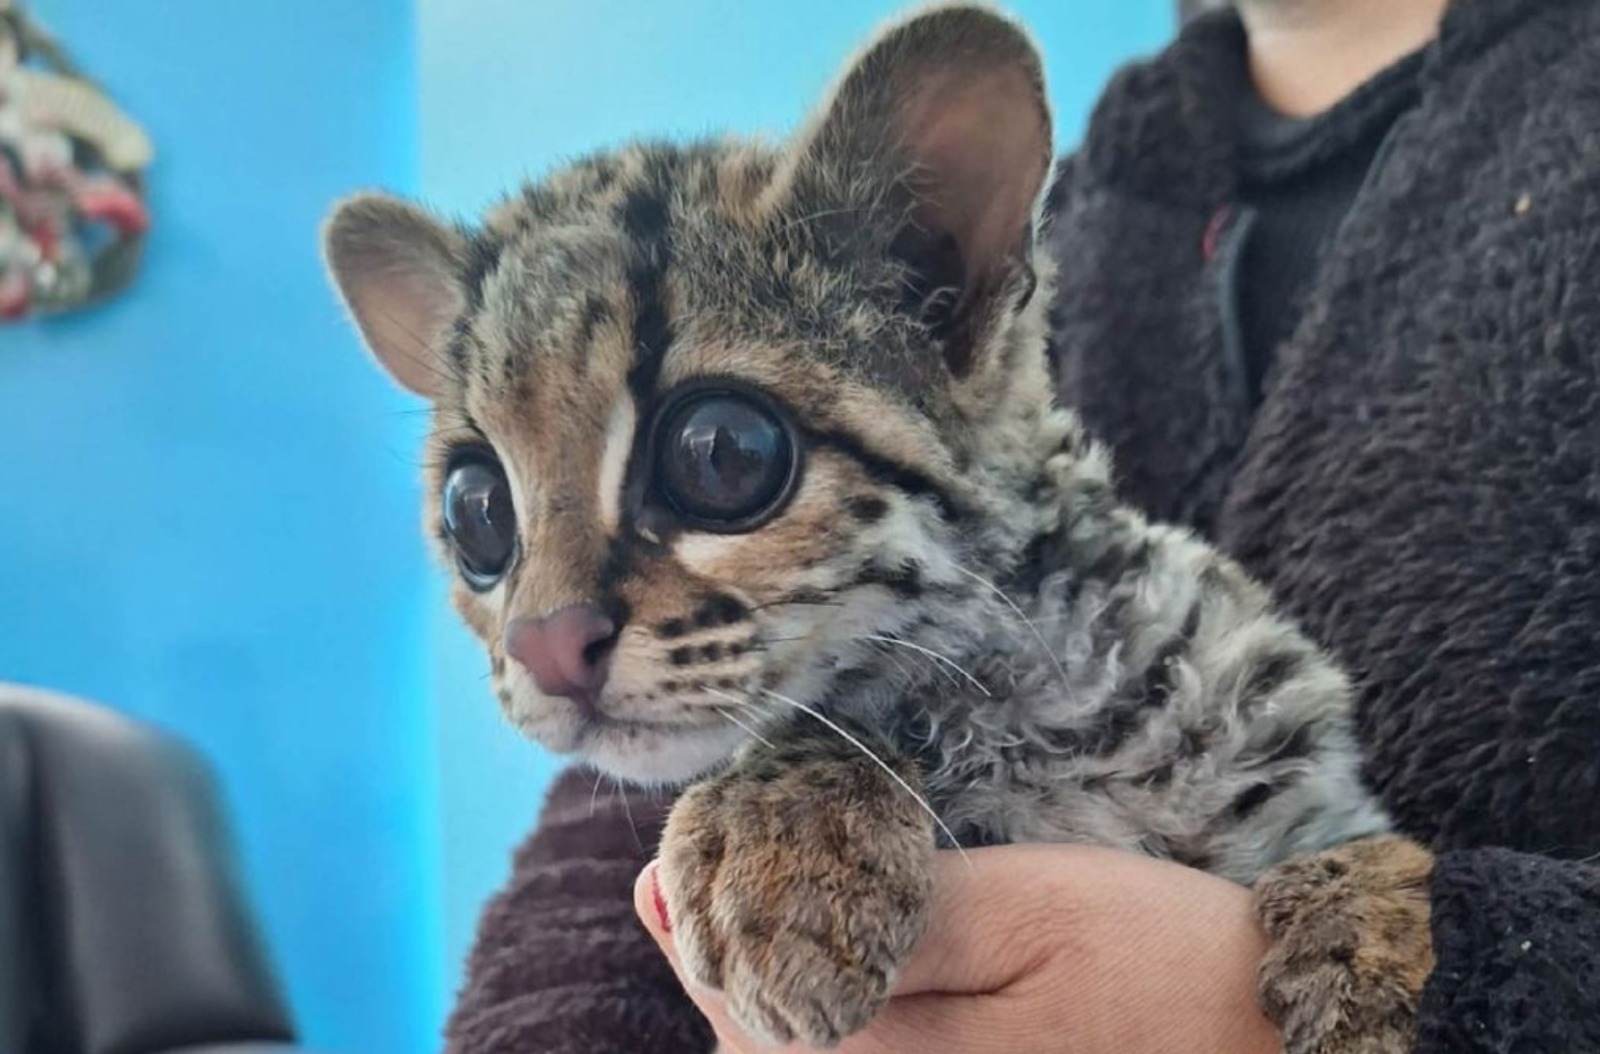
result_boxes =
[578,720,748,786]
[501,681,748,785]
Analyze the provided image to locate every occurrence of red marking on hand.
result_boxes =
[650,867,672,933]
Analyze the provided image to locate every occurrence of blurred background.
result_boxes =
[1,2,1176,1050]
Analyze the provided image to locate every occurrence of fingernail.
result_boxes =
[650,865,672,933]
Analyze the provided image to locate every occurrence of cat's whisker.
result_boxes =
[877,648,921,686]
[778,205,867,233]
[712,692,761,713]
[614,776,646,856]
[712,705,777,750]
[743,687,971,867]
[588,766,607,819]
[707,688,765,718]
[861,633,992,697]
[951,562,1073,696]
[749,598,844,611]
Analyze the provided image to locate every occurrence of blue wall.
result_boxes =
[418,0,1175,991]
[0,4,441,1053]
[1,3,1172,1047]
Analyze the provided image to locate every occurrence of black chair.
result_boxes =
[0,683,316,1054]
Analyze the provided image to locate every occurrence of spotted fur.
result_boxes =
[326,5,1397,1048]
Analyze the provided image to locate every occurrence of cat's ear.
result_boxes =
[323,194,467,399]
[781,5,1053,374]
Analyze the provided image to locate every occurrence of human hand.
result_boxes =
[635,842,1283,1053]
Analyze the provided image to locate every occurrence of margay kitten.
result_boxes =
[326,6,1416,1049]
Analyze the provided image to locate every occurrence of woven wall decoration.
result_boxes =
[1,1,152,320]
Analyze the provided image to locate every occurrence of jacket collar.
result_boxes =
[1077,0,1571,208]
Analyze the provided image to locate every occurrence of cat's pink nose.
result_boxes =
[504,605,618,702]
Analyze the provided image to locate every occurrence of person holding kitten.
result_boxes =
[437,0,1600,1051]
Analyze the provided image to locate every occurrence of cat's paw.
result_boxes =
[1254,835,1436,1054]
[657,752,936,1047]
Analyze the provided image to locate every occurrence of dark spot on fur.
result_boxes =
[700,642,724,662]
[619,187,669,247]
[831,664,876,688]
[445,316,476,375]
[1240,651,1305,709]
[585,156,620,194]
[463,230,504,312]
[602,595,632,634]
[516,184,560,224]
[620,179,676,400]
[1015,257,1038,311]
[716,677,739,689]
[845,494,889,522]
[658,618,688,639]
[1082,534,1153,588]
[1068,700,1157,757]
[661,680,681,693]
[1140,762,1175,788]
[1257,722,1319,766]
[573,294,614,369]
[1140,601,1202,705]
[808,428,967,522]
[626,279,671,398]
[696,593,747,628]
[856,558,925,598]
[759,587,834,611]
[1230,782,1277,819]
[1141,656,1180,706]
[669,647,695,666]
[1170,845,1215,872]
[728,640,751,657]
[595,537,636,603]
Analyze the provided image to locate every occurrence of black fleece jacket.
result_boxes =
[1049,0,1600,1048]
[446,1,1600,1050]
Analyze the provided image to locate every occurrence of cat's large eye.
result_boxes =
[655,389,799,531]
[442,455,517,589]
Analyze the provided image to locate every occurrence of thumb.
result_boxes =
[633,860,758,1051]
[888,844,1077,997]
[634,849,1076,1054]
[634,857,674,948]
[635,845,1084,998]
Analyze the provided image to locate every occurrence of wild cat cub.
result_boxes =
[326,6,1432,1051]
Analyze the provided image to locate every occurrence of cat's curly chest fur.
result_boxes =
[806,430,1388,883]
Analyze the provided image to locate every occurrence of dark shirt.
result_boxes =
[1234,52,1423,405]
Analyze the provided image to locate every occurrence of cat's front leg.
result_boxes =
[657,715,936,1047]
[1254,835,1437,1054]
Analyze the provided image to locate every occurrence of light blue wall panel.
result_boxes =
[0,4,441,1051]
